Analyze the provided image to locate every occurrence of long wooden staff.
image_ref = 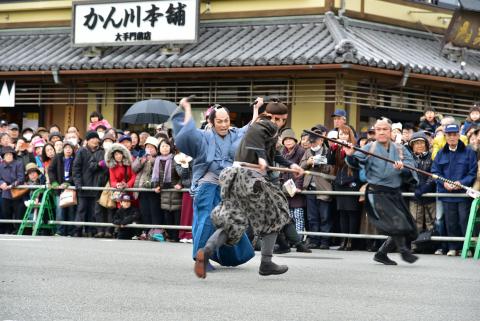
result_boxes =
[303,129,480,199]
[237,162,336,180]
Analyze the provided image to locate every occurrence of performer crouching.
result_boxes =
[343,117,419,265]
[194,100,304,278]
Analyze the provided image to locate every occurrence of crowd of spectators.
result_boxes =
[0,103,479,257]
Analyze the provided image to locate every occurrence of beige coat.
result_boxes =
[300,147,334,202]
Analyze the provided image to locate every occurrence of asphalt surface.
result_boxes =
[0,235,479,321]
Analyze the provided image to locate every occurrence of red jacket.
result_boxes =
[109,164,136,189]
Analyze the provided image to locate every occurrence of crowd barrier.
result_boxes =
[0,185,476,244]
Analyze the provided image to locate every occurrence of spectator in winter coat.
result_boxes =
[0,147,25,234]
[113,194,140,240]
[329,125,362,251]
[300,127,334,249]
[432,117,468,159]
[276,128,311,254]
[152,139,182,242]
[419,107,441,134]
[132,136,160,239]
[432,124,477,256]
[41,143,56,183]
[408,132,436,235]
[72,131,101,237]
[105,143,136,209]
[88,111,111,131]
[48,142,76,236]
[91,133,116,238]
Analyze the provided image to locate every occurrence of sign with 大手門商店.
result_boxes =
[72,0,199,47]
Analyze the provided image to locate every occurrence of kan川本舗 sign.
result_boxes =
[72,0,199,47]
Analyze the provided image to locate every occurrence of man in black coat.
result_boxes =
[72,131,100,237]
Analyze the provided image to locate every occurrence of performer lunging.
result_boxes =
[344,117,419,265]
[172,97,261,268]
[194,100,304,278]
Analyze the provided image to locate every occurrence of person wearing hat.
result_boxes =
[0,146,25,234]
[419,107,441,134]
[344,117,419,265]
[89,133,116,238]
[24,162,46,219]
[461,103,480,136]
[112,194,140,240]
[366,126,376,140]
[331,109,357,138]
[49,141,76,237]
[300,125,334,250]
[276,128,311,254]
[48,132,63,144]
[21,127,34,142]
[8,123,20,142]
[132,136,160,238]
[432,123,477,256]
[118,135,134,157]
[72,130,101,237]
[407,132,436,251]
[432,116,469,160]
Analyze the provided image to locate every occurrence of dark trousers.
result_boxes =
[95,203,114,234]
[306,195,332,246]
[139,192,160,225]
[442,201,470,251]
[277,222,302,249]
[117,228,136,240]
[0,198,23,234]
[57,205,76,236]
[164,209,180,241]
[75,196,97,235]
[339,210,361,235]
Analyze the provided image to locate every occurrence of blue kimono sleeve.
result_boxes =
[171,109,204,159]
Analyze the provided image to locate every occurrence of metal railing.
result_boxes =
[0,185,475,242]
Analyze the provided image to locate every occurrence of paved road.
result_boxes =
[0,235,479,321]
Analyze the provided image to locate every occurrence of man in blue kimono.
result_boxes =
[171,97,262,268]
[344,117,419,265]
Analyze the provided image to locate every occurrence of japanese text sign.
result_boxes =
[72,0,199,46]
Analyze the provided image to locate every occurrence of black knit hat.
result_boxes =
[85,131,100,141]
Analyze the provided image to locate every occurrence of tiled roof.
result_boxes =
[0,12,479,81]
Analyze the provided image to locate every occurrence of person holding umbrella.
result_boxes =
[171,97,262,269]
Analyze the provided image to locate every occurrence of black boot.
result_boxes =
[259,260,289,276]
[337,238,347,251]
[373,237,397,265]
[393,236,419,264]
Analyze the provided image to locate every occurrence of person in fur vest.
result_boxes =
[105,143,136,209]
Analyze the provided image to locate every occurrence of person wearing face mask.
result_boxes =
[89,133,116,238]
[193,100,305,278]
[21,128,34,142]
[15,137,35,168]
[172,96,262,270]
[300,125,334,250]
[132,136,160,239]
